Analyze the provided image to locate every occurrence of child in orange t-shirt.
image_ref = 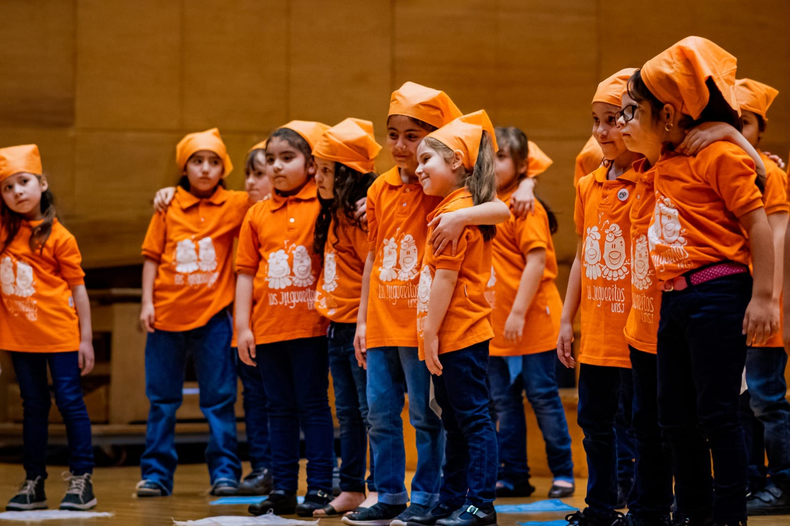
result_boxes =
[0,145,98,511]
[485,127,574,500]
[311,118,380,516]
[139,129,249,498]
[621,37,778,525]
[235,121,335,518]
[413,110,498,526]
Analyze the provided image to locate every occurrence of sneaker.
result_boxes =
[249,491,297,516]
[436,505,497,526]
[495,480,536,498]
[342,502,408,526]
[296,489,332,517]
[566,509,625,526]
[6,476,47,511]
[549,481,576,498]
[670,515,712,526]
[392,503,431,524]
[391,502,456,526]
[747,482,790,516]
[59,473,97,511]
[624,514,671,526]
[238,468,273,496]
[136,479,165,497]
[210,478,239,496]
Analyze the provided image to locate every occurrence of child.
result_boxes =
[621,36,778,526]
[412,110,498,526]
[235,121,336,517]
[345,83,510,526]
[138,128,247,497]
[486,126,575,499]
[508,140,552,216]
[557,68,641,526]
[0,144,97,511]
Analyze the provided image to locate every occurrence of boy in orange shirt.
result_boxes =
[0,145,97,511]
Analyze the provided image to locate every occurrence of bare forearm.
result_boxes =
[560,256,582,324]
[357,253,374,324]
[747,212,775,299]
[464,199,510,226]
[71,285,92,342]
[142,258,158,305]
[769,213,787,303]
[424,270,458,337]
[510,252,545,317]
[235,274,255,332]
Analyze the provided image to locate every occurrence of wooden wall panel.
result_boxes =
[0,0,75,127]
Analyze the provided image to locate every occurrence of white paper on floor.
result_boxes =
[0,510,114,521]
[173,515,319,526]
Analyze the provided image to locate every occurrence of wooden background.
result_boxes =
[1,0,789,270]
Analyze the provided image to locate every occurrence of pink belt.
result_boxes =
[658,262,749,292]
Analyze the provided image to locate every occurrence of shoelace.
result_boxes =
[17,479,37,496]
[62,473,88,496]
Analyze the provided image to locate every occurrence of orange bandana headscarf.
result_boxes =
[280,120,331,150]
[427,110,498,171]
[176,128,233,178]
[248,139,268,153]
[313,118,382,174]
[388,82,463,130]
[0,144,43,183]
[527,141,553,177]
[735,78,779,121]
[593,68,638,107]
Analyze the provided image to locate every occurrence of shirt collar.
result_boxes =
[175,186,229,210]
[269,178,318,211]
[593,163,639,184]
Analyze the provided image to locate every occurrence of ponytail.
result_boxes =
[466,131,497,241]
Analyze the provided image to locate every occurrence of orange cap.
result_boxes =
[641,36,738,120]
[176,128,233,178]
[280,121,330,150]
[313,118,382,174]
[593,68,638,106]
[248,139,268,153]
[735,78,779,121]
[388,82,463,129]
[527,140,553,177]
[0,144,43,183]
[427,110,498,171]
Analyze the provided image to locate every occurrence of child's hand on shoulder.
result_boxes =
[153,187,177,213]
[762,151,786,169]
[78,339,95,376]
[237,329,257,367]
[355,197,367,225]
[504,311,526,343]
[510,177,536,218]
[423,332,443,376]
[429,210,468,256]
[676,122,734,156]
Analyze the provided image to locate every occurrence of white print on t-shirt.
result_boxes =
[172,237,220,286]
[397,235,419,281]
[379,238,399,282]
[648,195,692,273]
[267,249,293,290]
[0,257,39,321]
[14,261,36,298]
[416,265,433,337]
[583,226,603,280]
[631,234,653,291]
[487,265,496,288]
[197,237,218,272]
[175,239,200,274]
[601,223,629,281]
[322,251,338,293]
[1,257,15,295]
[292,246,315,287]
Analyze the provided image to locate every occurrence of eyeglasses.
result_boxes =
[616,104,638,124]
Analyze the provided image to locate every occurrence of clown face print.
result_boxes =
[379,238,399,282]
[649,196,687,249]
[292,245,315,287]
[397,234,419,281]
[267,249,292,290]
[631,234,652,290]
[322,251,338,293]
[601,223,629,281]
[1,257,15,296]
[14,261,35,298]
[416,264,432,315]
[175,239,200,274]
[197,237,218,272]
[583,226,602,280]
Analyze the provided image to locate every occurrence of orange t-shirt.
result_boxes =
[574,165,637,369]
[416,188,493,359]
[487,193,562,356]
[315,217,369,324]
[365,166,441,349]
[142,187,251,332]
[0,219,84,353]
[624,159,660,354]
[649,141,764,281]
[235,179,329,345]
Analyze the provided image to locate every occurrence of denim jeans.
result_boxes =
[141,309,241,494]
[433,341,498,510]
[629,346,673,520]
[487,352,574,485]
[11,351,94,479]
[328,322,375,493]
[256,336,334,495]
[577,363,631,521]
[238,357,271,473]
[741,345,790,490]
[657,273,751,524]
[616,371,635,498]
[367,346,444,506]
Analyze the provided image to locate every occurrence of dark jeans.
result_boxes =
[141,310,241,494]
[327,322,375,493]
[433,341,498,510]
[577,363,631,520]
[616,372,635,498]
[10,351,94,479]
[629,346,673,520]
[256,336,334,495]
[657,273,751,524]
[238,357,271,473]
[740,345,790,491]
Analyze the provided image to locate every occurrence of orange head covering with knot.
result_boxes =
[0,144,43,183]
[313,118,382,174]
[527,141,553,177]
[640,36,739,120]
[279,121,330,151]
[176,128,233,177]
[735,78,779,121]
[388,82,463,130]
[427,110,498,172]
[593,68,638,106]
[248,138,268,154]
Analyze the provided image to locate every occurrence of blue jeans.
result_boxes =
[487,352,574,485]
[10,351,94,479]
[577,363,631,521]
[256,336,334,495]
[657,273,751,524]
[238,357,271,473]
[434,342,498,510]
[742,346,790,489]
[141,309,241,494]
[367,346,444,506]
[328,322,375,493]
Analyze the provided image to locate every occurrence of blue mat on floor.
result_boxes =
[495,499,577,513]
[517,521,570,526]
[211,496,305,506]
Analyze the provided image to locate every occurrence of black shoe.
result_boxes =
[59,473,97,511]
[625,514,671,526]
[136,479,165,497]
[549,482,576,498]
[238,468,273,496]
[566,509,625,526]
[391,503,431,525]
[747,482,790,516]
[210,478,239,496]
[495,480,536,498]
[342,502,408,526]
[392,502,457,526]
[296,489,332,517]
[670,515,713,526]
[436,505,496,526]
[6,476,47,511]
[617,483,632,509]
[249,491,297,516]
